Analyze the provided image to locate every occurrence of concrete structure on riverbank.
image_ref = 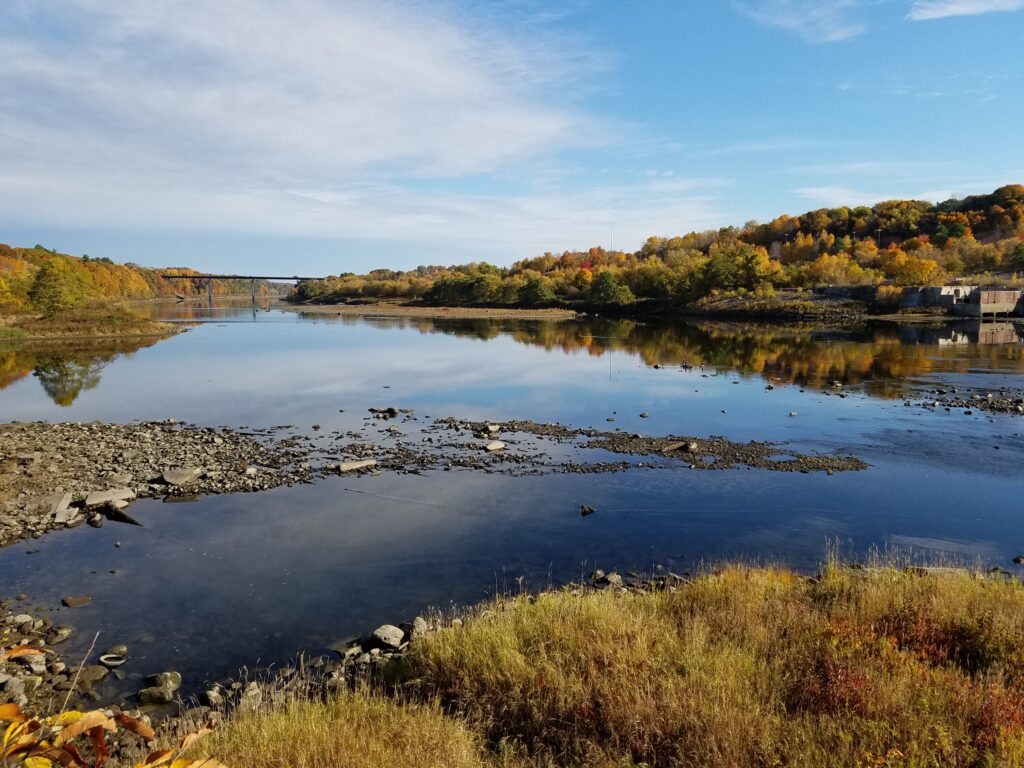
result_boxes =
[899,285,1024,317]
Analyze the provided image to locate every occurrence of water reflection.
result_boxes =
[0,337,163,406]
[298,313,1024,398]
[3,313,1023,406]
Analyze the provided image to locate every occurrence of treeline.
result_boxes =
[292,184,1024,307]
[0,244,278,315]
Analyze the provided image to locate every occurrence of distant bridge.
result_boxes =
[158,273,324,302]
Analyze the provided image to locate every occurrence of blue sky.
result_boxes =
[1,0,1022,274]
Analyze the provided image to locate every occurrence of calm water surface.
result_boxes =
[1,301,1023,701]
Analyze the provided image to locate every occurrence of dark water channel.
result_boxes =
[1,301,1023,703]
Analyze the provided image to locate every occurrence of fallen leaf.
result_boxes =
[53,712,115,747]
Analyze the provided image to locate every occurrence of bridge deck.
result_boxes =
[158,274,321,281]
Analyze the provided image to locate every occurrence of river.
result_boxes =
[1,301,1023,703]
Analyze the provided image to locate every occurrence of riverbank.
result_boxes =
[7,560,1024,767]
[0,308,183,343]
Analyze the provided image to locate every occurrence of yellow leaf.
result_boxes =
[115,713,156,742]
[24,756,54,768]
[0,704,24,724]
[138,749,174,768]
[53,712,114,747]
[49,712,84,727]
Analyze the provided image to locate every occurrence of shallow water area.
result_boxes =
[2,300,1023,702]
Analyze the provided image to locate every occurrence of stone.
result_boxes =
[62,595,92,608]
[580,504,596,517]
[408,616,428,639]
[1013,556,1024,565]
[145,671,182,691]
[21,653,47,675]
[47,625,73,645]
[485,441,506,452]
[84,489,136,508]
[370,624,405,650]
[203,688,225,708]
[161,468,203,486]
[105,644,129,657]
[487,424,501,433]
[238,682,262,712]
[51,492,77,524]
[138,686,174,705]
[337,460,377,473]
[78,665,109,685]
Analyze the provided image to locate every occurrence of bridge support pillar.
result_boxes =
[207,278,213,304]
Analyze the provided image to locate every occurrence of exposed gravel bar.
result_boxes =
[0,420,314,548]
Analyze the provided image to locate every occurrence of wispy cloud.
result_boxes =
[733,0,866,42]
[907,0,1024,20]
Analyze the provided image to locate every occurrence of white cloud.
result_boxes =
[733,0,866,42]
[907,0,1024,19]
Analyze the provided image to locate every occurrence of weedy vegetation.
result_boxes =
[7,561,1024,767]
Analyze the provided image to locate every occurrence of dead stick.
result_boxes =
[60,631,99,713]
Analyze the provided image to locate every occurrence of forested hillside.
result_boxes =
[292,185,1024,308]
[0,244,277,315]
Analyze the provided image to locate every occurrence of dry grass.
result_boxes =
[8,306,179,340]
[138,563,1024,768]
[187,692,491,768]
[399,563,1024,767]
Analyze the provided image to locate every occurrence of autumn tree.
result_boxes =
[28,258,88,315]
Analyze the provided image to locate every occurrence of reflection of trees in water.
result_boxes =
[0,336,160,406]
[363,316,1024,399]
[33,358,104,406]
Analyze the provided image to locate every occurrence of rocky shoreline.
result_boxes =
[0,420,315,548]
[0,564,689,731]
[1,414,870,549]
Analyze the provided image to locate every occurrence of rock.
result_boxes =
[595,572,623,588]
[62,595,92,608]
[789,412,798,417]
[203,688,225,708]
[51,492,76,524]
[237,682,263,711]
[145,671,182,691]
[1013,556,1024,565]
[87,514,104,528]
[47,625,73,645]
[84,489,136,508]
[138,686,174,705]
[639,412,649,418]
[105,644,129,657]
[21,653,47,675]
[484,441,506,452]
[337,460,377,473]
[580,504,597,517]
[487,424,501,434]
[409,616,428,639]
[370,624,405,650]
[78,665,109,685]
[161,468,203,486]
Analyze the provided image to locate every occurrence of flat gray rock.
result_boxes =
[371,624,405,650]
[337,460,377,473]
[51,492,76,524]
[161,468,203,486]
[84,488,136,508]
